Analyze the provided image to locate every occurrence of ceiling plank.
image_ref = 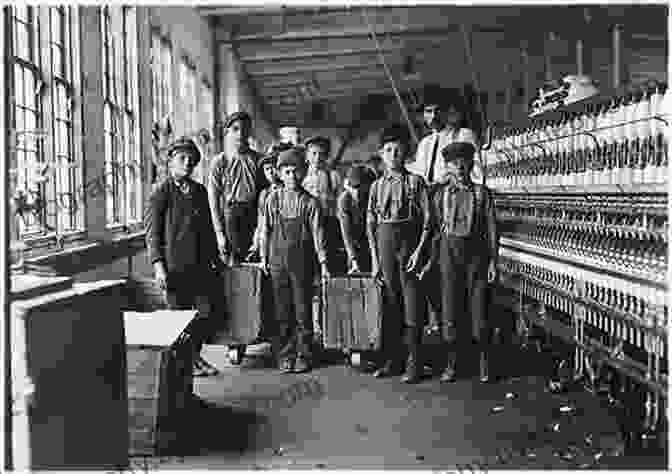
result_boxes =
[198,6,350,17]
[245,53,400,76]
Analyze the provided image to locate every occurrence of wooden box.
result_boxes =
[322,275,382,352]
[124,310,196,456]
[11,280,129,470]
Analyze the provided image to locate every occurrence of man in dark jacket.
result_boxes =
[146,136,220,377]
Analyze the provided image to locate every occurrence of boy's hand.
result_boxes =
[405,249,422,275]
[320,262,331,282]
[217,233,230,259]
[371,260,384,286]
[347,260,361,275]
[154,264,168,291]
[259,258,270,276]
[487,260,498,284]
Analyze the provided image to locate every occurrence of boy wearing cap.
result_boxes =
[367,125,432,384]
[146,136,221,377]
[208,111,263,266]
[337,164,375,274]
[432,142,498,384]
[249,143,289,259]
[260,148,330,373]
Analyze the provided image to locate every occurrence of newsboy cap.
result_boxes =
[277,147,307,169]
[167,136,201,162]
[304,135,331,154]
[441,142,477,162]
[379,125,410,148]
[223,111,252,130]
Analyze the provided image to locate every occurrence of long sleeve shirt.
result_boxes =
[261,187,328,265]
[336,190,367,263]
[207,148,262,236]
[252,183,281,249]
[406,127,483,185]
[146,178,218,273]
[366,169,432,264]
[302,165,342,217]
[432,182,499,261]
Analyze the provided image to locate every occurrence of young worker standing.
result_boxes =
[260,148,330,374]
[337,164,375,274]
[208,111,263,266]
[432,142,498,384]
[146,137,221,377]
[367,126,432,384]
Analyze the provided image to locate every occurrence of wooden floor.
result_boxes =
[128,344,667,471]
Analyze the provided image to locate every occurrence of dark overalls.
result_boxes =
[436,183,498,374]
[267,192,318,363]
[368,172,429,372]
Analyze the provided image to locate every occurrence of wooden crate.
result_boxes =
[322,275,382,353]
[125,311,196,456]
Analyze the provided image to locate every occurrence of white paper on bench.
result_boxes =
[124,310,197,347]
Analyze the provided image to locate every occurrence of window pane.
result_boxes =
[17,24,30,61]
[52,44,63,78]
[51,8,62,45]
[14,5,28,22]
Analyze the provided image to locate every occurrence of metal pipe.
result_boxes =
[612,24,623,89]
[361,8,418,145]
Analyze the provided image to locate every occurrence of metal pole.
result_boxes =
[361,8,418,145]
[2,6,13,470]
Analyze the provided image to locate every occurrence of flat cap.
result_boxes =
[346,164,375,187]
[304,135,331,154]
[277,147,307,169]
[167,136,201,162]
[223,111,252,130]
[259,153,277,168]
[441,142,477,162]
[379,125,410,147]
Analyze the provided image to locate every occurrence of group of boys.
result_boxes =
[146,88,498,384]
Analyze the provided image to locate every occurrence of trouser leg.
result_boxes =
[271,267,296,361]
[290,269,315,360]
[440,237,467,377]
[377,226,405,368]
[467,256,491,380]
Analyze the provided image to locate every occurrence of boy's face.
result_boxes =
[379,140,406,170]
[169,150,198,180]
[279,164,306,190]
[423,104,445,131]
[226,119,251,151]
[263,163,276,183]
[445,157,473,183]
[306,143,328,167]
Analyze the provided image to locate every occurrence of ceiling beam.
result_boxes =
[198,6,351,17]
[218,22,504,44]
[266,88,395,105]
[245,53,398,77]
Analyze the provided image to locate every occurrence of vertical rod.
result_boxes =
[521,42,530,115]
[545,32,555,82]
[612,24,623,89]
[2,6,13,470]
[576,39,584,75]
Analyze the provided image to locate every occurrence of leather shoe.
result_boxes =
[374,360,399,378]
[440,365,456,383]
[279,358,294,374]
[293,356,312,374]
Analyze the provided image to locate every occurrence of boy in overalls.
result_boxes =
[260,148,330,373]
[432,142,498,383]
[367,126,432,384]
[146,137,220,377]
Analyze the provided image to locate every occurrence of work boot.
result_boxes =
[440,352,457,383]
[293,356,312,374]
[374,360,399,378]
[401,352,421,384]
[279,358,295,374]
[401,327,421,384]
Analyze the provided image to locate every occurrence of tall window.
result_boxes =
[150,29,172,125]
[101,5,140,227]
[179,57,197,134]
[9,5,82,239]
